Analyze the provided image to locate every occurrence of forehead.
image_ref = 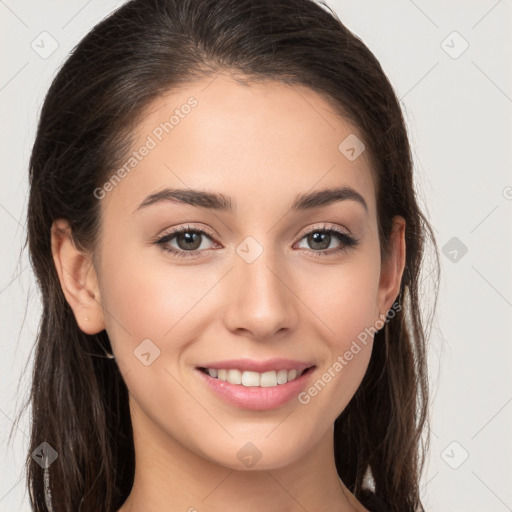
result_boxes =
[102,73,377,216]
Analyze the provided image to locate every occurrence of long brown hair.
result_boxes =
[21,0,440,510]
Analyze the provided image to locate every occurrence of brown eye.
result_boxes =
[295,226,359,257]
[154,225,218,258]
[174,231,203,251]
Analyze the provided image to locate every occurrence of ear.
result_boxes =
[50,218,106,334]
[375,215,406,321]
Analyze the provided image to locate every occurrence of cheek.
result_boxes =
[296,255,380,409]
[97,247,216,355]
[303,255,381,346]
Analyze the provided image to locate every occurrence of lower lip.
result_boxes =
[195,367,316,411]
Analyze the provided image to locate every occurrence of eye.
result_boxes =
[294,224,359,257]
[153,225,218,259]
[152,223,359,260]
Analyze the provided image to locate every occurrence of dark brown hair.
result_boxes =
[21,0,439,510]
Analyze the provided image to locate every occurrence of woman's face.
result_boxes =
[91,74,404,470]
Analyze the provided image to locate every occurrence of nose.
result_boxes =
[222,247,299,341]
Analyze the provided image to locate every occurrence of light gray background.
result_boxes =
[1,1,511,511]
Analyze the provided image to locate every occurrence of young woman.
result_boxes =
[24,0,439,510]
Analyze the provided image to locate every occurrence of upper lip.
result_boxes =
[197,358,315,373]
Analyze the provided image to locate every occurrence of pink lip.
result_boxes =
[197,358,314,373]
[195,362,316,411]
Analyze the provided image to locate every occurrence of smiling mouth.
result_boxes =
[198,366,315,387]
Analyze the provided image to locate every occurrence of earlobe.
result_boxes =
[50,218,106,334]
[376,216,406,320]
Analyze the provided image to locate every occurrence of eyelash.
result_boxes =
[152,224,359,259]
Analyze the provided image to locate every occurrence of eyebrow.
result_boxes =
[134,186,368,214]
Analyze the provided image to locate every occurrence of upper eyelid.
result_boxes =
[159,225,218,241]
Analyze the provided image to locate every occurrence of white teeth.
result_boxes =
[203,367,307,387]
[227,369,242,385]
[260,371,277,387]
[241,371,260,387]
[277,369,288,384]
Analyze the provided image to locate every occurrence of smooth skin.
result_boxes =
[51,72,406,512]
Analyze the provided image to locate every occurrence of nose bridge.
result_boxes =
[223,235,297,338]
